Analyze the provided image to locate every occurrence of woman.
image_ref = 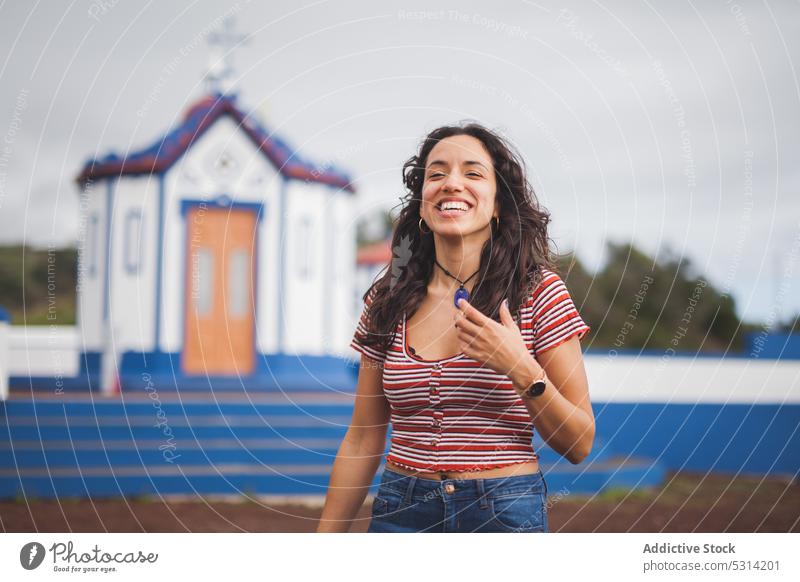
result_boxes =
[317,123,594,533]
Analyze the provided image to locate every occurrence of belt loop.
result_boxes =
[404,476,417,504]
[476,478,488,510]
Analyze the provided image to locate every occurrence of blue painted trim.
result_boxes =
[252,203,262,370]
[154,174,165,352]
[744,330,800,359]
[102,179,114,321]
[123,208,143,275]
[76,94,357,193]
[594,402,800,475]
[117,351,359,391]
[176,200,187,375]
[179,196,265,219]
[8,351,102,393]
[278,177,287,352]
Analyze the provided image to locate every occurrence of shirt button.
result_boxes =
[430,387,438,395]
[444,483,455,494]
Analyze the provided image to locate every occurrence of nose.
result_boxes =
[441,171,464,192]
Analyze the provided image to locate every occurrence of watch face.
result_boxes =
[528,380,546,397]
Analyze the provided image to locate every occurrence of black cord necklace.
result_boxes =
[434,259,481,307]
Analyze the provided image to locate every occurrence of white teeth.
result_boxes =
[439,201,470,211]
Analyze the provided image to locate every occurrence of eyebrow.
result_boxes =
[426,160,490,171]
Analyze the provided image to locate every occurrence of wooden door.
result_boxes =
[183,206,256,375]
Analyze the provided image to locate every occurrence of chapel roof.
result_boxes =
[76,92,356,193]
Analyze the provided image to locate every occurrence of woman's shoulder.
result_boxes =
[521,267,566,308]
[363,284,382,308]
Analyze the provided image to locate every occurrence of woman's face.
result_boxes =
[420,134,498,239]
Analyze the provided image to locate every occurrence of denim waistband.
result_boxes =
[377,466,547,501]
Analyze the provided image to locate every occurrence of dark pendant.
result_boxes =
[454,286,470,308]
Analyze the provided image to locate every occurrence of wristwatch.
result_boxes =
[521,367,548,399]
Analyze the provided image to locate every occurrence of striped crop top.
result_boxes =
[349,268,591,472]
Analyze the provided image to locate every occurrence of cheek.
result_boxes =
[420,184,438,214]
[478,189,497,215]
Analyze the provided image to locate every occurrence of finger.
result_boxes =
[457,298,489,326]
[458,330,484,355]
[458,334,480,356]
[457,328,478,345]
[454,310,482,335]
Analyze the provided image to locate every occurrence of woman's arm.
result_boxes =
[317,355,390,532]
[453,298,594,465]
[507,336,595,464]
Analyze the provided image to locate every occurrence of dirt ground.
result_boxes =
[2,471,798,533]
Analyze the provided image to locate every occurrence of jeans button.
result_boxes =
[444,483,455,494]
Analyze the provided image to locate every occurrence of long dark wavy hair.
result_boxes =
[357,122,558,354]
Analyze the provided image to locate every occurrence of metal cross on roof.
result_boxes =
[204,15,248,95]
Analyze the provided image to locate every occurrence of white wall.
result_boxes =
[283,181,327,354]
[74,178,109,352]
[329,191,358,357]
[108,175,159,352]
[282,183,359,357]
[585,353,800,404]
[5,326,80,377]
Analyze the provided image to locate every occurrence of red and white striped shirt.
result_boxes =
[349,268,591,472]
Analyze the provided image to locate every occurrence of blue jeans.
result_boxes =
[367,467,549,533]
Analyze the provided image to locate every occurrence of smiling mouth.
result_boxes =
[436,200,473,217]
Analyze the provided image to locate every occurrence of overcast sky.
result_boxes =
[0,0,798,325]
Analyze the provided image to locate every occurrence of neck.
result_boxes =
[430,232,487,295]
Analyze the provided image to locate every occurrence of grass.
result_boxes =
[595,486,654,503]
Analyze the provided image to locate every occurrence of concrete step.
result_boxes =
[0,395,659,499]
[1,400,355,418]
[1,439,345,468]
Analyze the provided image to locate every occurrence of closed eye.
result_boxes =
[427,171,482,179]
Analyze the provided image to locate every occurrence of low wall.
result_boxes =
[5,325,81,378]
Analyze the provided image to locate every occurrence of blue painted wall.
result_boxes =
[595,402,799,475]
[745,331,800,359]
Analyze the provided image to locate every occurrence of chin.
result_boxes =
[433,223,481,238]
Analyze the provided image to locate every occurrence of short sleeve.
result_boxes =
[528,271,591,357]
[349,287,387,364]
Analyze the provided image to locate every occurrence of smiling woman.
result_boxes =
[318,122,593,534]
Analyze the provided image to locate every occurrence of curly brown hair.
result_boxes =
[357,122,559,355]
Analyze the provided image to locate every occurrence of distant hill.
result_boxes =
[0,245,77,325]
[552,242,753,353]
